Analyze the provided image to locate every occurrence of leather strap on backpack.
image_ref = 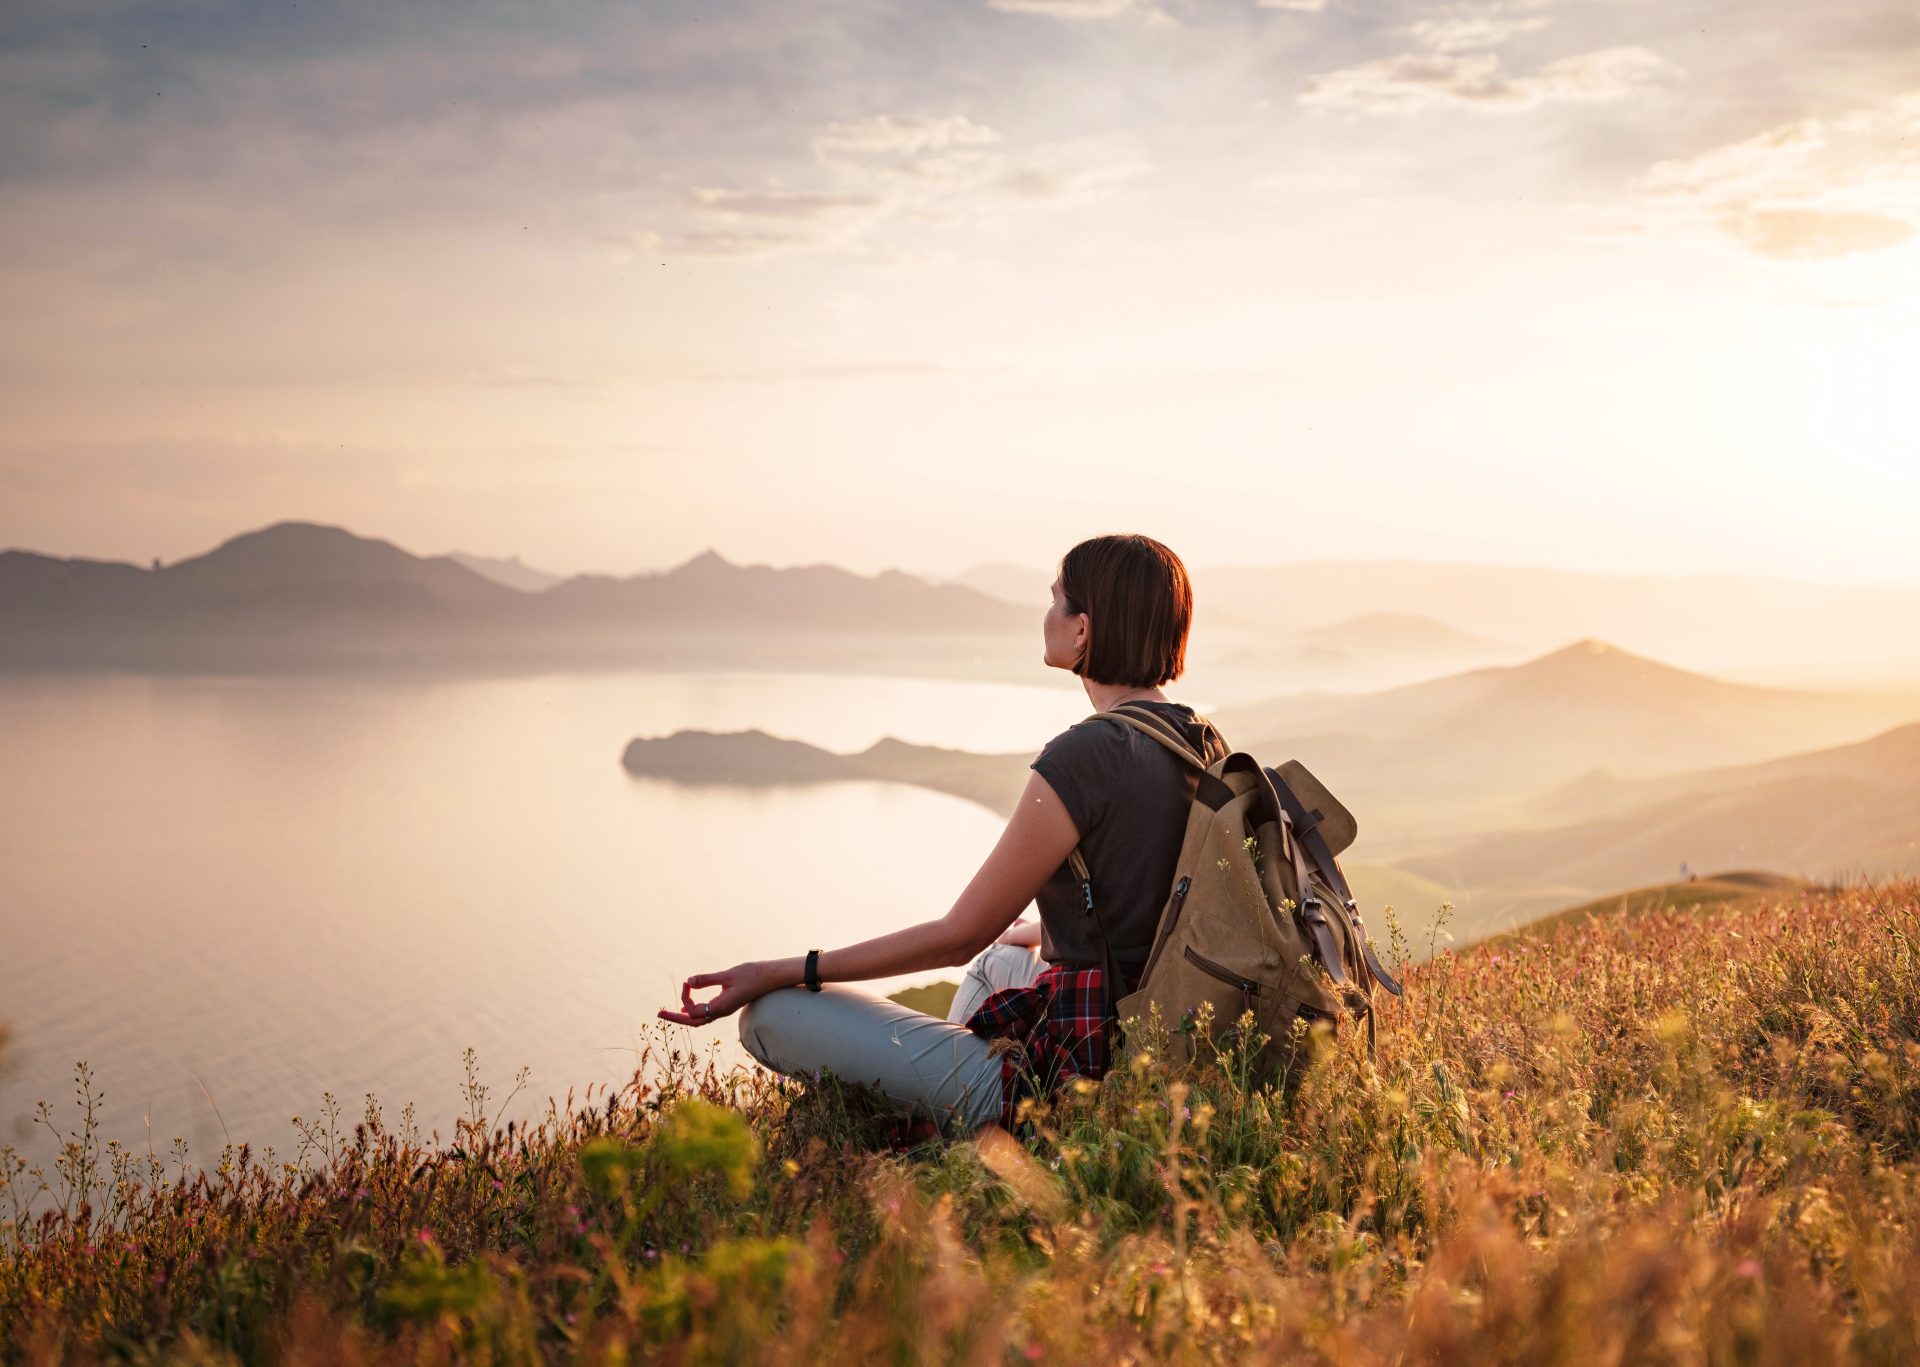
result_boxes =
[1067,846,1128,1062]
[1068,703,1225,1056]
[1266,768,1404,998]
[1092,701,1216,770]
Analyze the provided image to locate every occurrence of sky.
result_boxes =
[2,0,1917,584]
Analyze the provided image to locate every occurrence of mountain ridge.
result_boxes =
[0,520,1036,672]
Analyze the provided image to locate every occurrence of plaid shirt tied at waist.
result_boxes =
[962,960,1143,1131]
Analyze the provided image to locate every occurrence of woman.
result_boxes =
[657,533,1228,1140]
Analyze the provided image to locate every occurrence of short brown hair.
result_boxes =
[1059,534,1193,686]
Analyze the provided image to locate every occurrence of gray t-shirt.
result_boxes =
[1028,700,1229,970]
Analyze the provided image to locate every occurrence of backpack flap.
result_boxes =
[1266,763,1403,998]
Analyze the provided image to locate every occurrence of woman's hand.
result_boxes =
[657,960,790,1027]
[994,918,1043,949]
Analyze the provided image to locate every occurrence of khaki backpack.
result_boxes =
[1068,701,1404,1079]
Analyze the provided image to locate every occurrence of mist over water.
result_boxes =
[0,671,1092,1174]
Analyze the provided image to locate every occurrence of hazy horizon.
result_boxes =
[11,516,1920,593]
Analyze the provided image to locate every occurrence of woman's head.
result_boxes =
[1043,534,1192,685]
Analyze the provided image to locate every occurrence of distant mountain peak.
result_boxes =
[180,521,405,570]
[154,519,509,602]
[1533,638,1642,666]
[217,520,361,548]
[673,548,737,575]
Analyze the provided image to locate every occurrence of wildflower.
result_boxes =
[1735,1259,1763,1279]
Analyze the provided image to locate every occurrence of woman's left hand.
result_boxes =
[657,961,786,1027]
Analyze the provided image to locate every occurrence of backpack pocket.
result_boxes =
[1174,945,1335,1073]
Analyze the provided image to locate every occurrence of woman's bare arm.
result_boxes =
[660,769,1080,1025]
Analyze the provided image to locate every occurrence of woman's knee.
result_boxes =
[736,992,781,1067]
[737,986,832,1072]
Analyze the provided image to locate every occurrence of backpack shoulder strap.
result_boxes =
[1092,701,1217,771]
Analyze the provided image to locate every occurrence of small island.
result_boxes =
[620,728,1035,816]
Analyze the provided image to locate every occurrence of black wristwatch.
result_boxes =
[804,948,823,992]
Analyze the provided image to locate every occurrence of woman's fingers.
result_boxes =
[659,963,763,1027]
[657,996,721,1026]
[659,973,731,1026]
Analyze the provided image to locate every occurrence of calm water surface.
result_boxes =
[0,671,1095,1173]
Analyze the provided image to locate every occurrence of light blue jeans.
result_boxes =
[736,944,1044,1134]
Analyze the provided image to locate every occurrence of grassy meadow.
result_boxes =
[3,878,1918,1363]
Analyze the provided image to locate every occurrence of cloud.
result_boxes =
[1401,14,1551,52]
[810,115,1002,159]
[684,187,882,219]
[986,0,1172,22]
[1620,93,1920,260]
[641,115,1152,260]
[1257,0,1329,11]
[1300,45,1675,115]
[1723,209,1913,261]
[612,227,812,261]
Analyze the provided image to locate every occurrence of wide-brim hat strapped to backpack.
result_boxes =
[1070,701,1403,1081]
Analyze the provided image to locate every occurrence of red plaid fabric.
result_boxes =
[963,962,1142,1131]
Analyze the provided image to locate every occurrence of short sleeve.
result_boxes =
[1030,719,1120,840]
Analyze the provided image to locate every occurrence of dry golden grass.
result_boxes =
[4,878,1917,1363]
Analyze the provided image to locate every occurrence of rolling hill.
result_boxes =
[1403,722,1920,916]
[1207,640,1918,834]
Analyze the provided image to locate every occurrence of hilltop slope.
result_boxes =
[8,880,1916,1359]
[1407,722,1920,897]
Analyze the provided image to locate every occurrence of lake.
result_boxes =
[0,670,1101,1176]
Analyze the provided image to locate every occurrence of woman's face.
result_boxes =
[1042,574,1088,673]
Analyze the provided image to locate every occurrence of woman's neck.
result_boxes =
[1083,680,1169,713]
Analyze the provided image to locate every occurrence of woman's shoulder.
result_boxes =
[1038,701,1208,759]
[1035,714,1126,765]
